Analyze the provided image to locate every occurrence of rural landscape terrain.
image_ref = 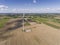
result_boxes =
[0,13,60,45]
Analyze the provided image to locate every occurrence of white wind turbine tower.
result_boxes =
[22,13,25,31]
[22,0,37,32]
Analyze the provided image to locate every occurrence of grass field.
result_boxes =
[30,15,60,29]
[0,18,9,28]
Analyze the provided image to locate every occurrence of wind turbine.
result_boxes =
[22,13,25,31]
[22,0,37,32]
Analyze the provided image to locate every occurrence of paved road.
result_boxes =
[0,22,60,45]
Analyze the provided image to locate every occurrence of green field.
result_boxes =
[0,13,60,29]
[0,18,9,28]
[29,15,60,29]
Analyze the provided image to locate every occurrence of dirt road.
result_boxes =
[0,22,60,45]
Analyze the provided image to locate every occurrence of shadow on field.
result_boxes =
[0,19,23,41]
[0,19,23,33]
[6,19,23,31]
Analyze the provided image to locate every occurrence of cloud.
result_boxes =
[1,7,60,13]
[12,8,32,13]
[33,0,37,3]
[11,8,57,13]
[0,5,8,11]
[12,8,17,12]
[37,8,60,13]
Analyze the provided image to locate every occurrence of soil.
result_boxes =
[0,19,60,45]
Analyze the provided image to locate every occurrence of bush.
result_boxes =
[25,22,30,26]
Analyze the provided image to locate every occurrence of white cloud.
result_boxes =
[39,8,60,11]
[12,8,17,12]
[38,8,60,13]
[0,5,8,11]
[1,7,60,13]
[12,8,32,13]
[11,8,60,13]
[33,0,37,3]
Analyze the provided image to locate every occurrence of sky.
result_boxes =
[0,0,60,13]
